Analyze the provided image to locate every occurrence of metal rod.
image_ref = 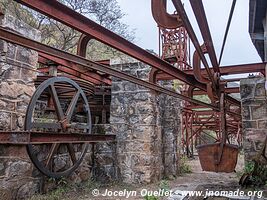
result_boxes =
[189,0,219,72]
[219,0,237,65]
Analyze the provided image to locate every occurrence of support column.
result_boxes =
[110,57,162,183]
[240,77,267,185]
[110,56,182,183]
[0,14,40,199]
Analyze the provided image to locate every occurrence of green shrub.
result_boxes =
[179,156,192,174]
[144,195,159,200]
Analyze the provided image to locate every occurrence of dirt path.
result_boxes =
[79,156,248,200]
[31,155,267,200]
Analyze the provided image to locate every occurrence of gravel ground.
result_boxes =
[31,155,267,200]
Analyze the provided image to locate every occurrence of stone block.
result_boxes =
[0,82,35,99]
[0,159,6,177]
[123,69,137,77]
[251,104,267,120]
[131,125,157,141]
[133,92,152,101]
[245,129,267,141]
[5,43,16,60]
[16,46,32,64]
[240,78,265,100]
[110,124,128,134]
[2,14,41,41]
[141,114,157,125]
[6,160,32,178]
[255,82,266,97]
[258,120,267,129]
[20,67,37,82]
[116,129,132,141]
[0,112,11,130]
[123,81,137,91]
[135,102,154,114]
[240,83,255,99]
[110,104,125,116]
[242,99,264,106]
[111,82,124,92]
[242,120,257,129]
[110,115,126,124]
[241,105,251,120]
[16,180,40,199]
[136,68,150,80]
[0,40,7,53]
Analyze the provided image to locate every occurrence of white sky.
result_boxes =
[117,0,261,67]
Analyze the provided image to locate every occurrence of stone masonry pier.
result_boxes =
[0,13,41,199]
[240,77,267,162]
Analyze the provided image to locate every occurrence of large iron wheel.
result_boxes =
[25,77,91,178]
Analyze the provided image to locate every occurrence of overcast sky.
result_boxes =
[116,0,261,67]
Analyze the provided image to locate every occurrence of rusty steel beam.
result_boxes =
[222,78,242,82]
[171,0,217,87]
[0,27,220,110]
[38,65,109,86]
[14,0,207,91]
[189,0,219,72]
[193,87,240,95]
[39,53,111,85]
[156,62,266,79]
[0,131,116,145]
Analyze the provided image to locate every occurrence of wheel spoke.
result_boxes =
[45,143,60,168]
[67,144,77,164]
[49,84,64,121]
[66,90,80,122]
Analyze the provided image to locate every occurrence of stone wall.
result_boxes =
[104,57,182,184]
[91,124,118,182]
[0,14,40,199]
[158,84,181,179]
[240,77,267,161]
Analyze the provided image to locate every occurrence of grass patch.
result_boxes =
[179,156,192,174]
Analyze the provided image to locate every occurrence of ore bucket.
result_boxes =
[197,143,238,173]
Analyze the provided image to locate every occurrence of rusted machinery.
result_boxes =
[150,0,258,172]
[0,0,266,177]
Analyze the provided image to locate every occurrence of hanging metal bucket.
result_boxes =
[197,143,239,173]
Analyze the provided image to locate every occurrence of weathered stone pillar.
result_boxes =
[240,77,267,161]
[0,14,40,199]
[110,57,162,183]
[110,57,181,183]
[158,85,181,179]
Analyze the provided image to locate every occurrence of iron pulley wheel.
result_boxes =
[25,77,91,178]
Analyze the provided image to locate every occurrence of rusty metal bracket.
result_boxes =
[193,44,209,84]
[151,0,182,29]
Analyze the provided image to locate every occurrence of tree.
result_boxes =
[0,0,135,60]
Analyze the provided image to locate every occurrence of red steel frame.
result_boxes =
[0,0,264,148]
